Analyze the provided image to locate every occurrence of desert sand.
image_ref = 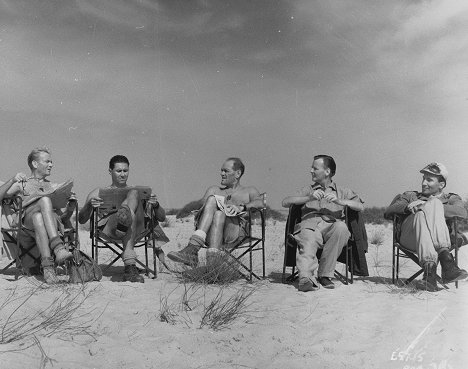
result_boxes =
[1,216,467,369]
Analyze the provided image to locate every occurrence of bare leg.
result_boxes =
[24,197,60,239]
[29,212,51,258]
[120,189,144,283]
[206,210,226,249]
[196,196,219,233]
[121,189,141,256]
[167,196,221,266]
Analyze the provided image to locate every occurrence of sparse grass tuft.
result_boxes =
[368,226,386,246]
[200,285,256,330]
[159,295,178,325]
[0,285,102,346]
[178,251,241,285]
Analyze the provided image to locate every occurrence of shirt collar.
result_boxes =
[312,181,337,191]
[418,191,446,201]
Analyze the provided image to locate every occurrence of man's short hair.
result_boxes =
[109,155,130,170]
[314,154,336,177]
[226,157,245,178]
[27,147,51,170]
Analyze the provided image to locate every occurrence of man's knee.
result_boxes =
[31,212,45,230]
[127,188,140,200]
[204,195,217,209]
[295,228,320,250]
[331,221,350,238]
[38,196,53,210]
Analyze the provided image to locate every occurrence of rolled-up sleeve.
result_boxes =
[296,185,312,197]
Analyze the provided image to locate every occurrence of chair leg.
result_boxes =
[144,237,149,277]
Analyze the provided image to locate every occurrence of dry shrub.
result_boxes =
[368,226,386,246]
[160,217,174,228]
[362,207,390,225]
[176,199,203,219]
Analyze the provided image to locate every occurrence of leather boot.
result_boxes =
[439,250,468,283]
[422,262,438,292]
[167,244,199,267]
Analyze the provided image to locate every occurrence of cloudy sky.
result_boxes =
[1,0,467,209]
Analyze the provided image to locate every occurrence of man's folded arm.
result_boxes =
[339,198,364,212]
[281,195,310,208]
[384,193,413,219]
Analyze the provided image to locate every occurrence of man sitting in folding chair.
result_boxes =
[384,162,467,291]
[2,147,77,284]
[282,155,364,292]
[168,157,264,267]
[78,155,167,283]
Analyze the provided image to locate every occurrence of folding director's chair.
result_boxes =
[1,196,80,278]
[392,214,465,289]
[90,186,161,278]
[282,204,355,285]
[223,193,267,281]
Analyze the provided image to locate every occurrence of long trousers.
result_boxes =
[400,198,451,265]
[294,218,350,279]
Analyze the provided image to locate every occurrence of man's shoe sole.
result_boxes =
[318,277,335,289]
[123,276,145,283]
[442,271,468,284]
[298,284,320,292]
[298,277,320,292]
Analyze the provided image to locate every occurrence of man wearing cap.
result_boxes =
[384,162,468,291]
[282,155,365,291]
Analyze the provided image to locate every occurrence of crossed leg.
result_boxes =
[23,197,70,262]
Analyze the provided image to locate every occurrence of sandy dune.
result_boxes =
[1,216,467,369]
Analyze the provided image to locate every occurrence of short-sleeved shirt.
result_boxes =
[297,182,364,221]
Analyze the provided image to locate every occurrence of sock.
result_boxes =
[41,256,55,267]
[193,230,207,240]
[188,234,205,248]
[49,236,64,251]
[123,249,138,266]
